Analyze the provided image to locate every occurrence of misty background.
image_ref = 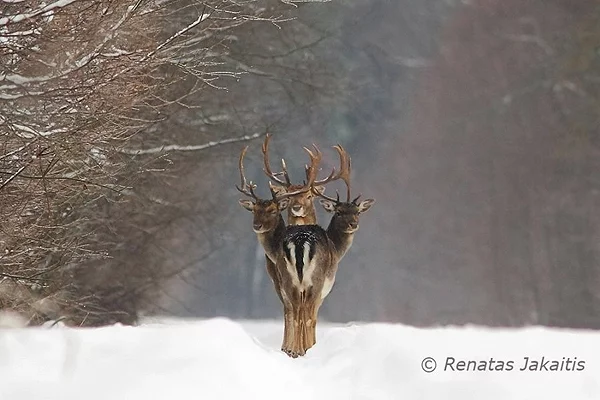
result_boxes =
[158,0,600,328]
[2,0,599,329]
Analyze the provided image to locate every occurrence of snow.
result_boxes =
[1,317,599,399]
[0,0,79,26]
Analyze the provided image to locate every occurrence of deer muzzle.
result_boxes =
[346,222,359,233]
[291,204,304,216]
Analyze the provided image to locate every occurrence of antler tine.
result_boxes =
[266,144,319,202]
[335,144,352,201]
[312,144,352,190]
[315,144,352,200]
[313,186,339,203]
[235,146,258,200]
[273,184,311,201]
[261,133,289,187]
[302,143,323,188]
[312,144,353,203]
[280,158,291,185]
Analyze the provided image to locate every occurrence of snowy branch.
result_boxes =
[0,0,80,26]
[143,13,211,61]
[118,132,265,155]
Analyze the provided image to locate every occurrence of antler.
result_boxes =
[262,133,291,187]
[261,134,353,201]
[269,184,311,201]
[237,144,311,201]
[315,188,341,204]
[270,144,320,199]
[235,146,259,200]
[312,144,352,201]
[301,143,323,187]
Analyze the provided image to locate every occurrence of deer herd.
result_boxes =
[236,134,374,357]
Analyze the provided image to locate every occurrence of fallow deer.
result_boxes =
[236,144,321,356]
[260,134,350,353]
[275,155,375,356]
[237,141,374,358]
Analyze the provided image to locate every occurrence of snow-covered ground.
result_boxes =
[1,317,599,399]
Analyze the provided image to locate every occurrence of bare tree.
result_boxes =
[0,0,308,325]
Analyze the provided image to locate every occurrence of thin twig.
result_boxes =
[118,131,265,155]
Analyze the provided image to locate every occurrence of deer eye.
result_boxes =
[270,209,278,215]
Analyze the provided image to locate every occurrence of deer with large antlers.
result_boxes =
[236,144,321,356]
[276,151,375,356]
[259,134,350,354]
[237,140,374,357]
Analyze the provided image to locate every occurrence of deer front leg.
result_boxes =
[283,305,304,358]
[297,302,310,354]
[279,289,301,357]
[270,259,295,356]
[308,298,323,348]
[281,304,295,356]
[303,291,321,350]
[287,291,307,357]
[302,303,315,350]
[295,289,318,354]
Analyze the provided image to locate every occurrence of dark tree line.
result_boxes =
[0,0,332,325]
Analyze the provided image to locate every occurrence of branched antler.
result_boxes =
[261,135,353,201]
[235,146,258,200]
[262,133,290,186]
[302,144,323,188]
[237,144,313,201]
[312,144,353,202]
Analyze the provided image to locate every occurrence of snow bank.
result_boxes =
[1,318,599,399]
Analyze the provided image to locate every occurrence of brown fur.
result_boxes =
[239,197,296,354]
[274,198,375,356]
[267,184,322,355]
[270,184,325,226]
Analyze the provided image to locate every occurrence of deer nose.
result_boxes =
[349,222,359,230]
[253,223,263,231]
[292,204,303,212]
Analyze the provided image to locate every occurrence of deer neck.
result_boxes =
[326,216,355,261]
[256,215,286,262]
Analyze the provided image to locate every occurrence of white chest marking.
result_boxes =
[284,242,319,291]
[285,242,301,288]
[301,242,318,287]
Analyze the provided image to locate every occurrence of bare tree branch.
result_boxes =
[118,132,265,155]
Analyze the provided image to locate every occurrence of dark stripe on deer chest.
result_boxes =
[282,225,327,282]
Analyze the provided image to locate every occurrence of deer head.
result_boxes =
[236,146,308,234]
[314,150,374,234]
[319,195,375,233]
[262,134,350,224]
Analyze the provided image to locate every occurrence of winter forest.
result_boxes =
[2,0,600,331]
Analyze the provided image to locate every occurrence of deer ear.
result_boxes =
[239,199,255,212]
[269,183,286,195]
[319,199,336,213]
[278,198,290,210]
[358,198,375,213]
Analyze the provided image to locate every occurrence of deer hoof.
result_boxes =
[282,348,295,358]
